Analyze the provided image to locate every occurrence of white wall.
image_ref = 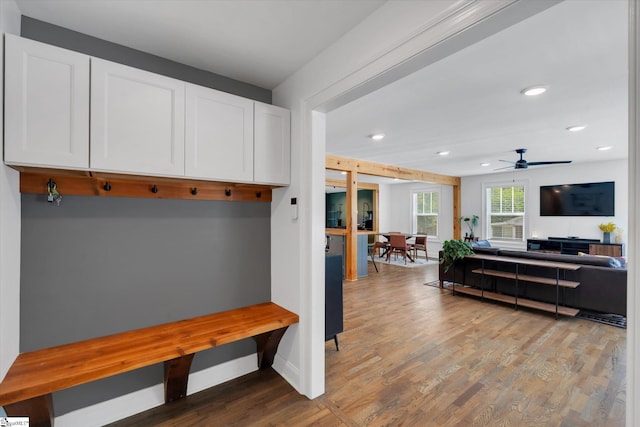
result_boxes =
[460,159,628,249]
[627,2,640,424]
[0,0,21,382]
[377,183,392,233]
[386,182,454,256]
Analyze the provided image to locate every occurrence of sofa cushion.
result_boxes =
[497,249,623,268]
[472,240,492,248]
[473,247,500,255]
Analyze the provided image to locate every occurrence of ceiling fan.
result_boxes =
[496,148,572,170]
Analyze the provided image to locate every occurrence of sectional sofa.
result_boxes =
[439,244,627,316]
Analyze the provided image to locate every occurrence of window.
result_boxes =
[412,191,438,236]
[487,184,525,241]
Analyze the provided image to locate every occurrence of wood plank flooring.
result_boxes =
[108,262,626,426]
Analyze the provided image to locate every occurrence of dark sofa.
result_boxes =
[439,244,627,316]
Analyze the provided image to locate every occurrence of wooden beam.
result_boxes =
[19,171,274,202]
[345,171,358,281]
[453,183,461,240]
[326,154,460,187]
[328,153,463,241]
[325,178,379,191]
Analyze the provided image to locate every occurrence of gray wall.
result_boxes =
[21,195,271,414]
[21,16,272,103]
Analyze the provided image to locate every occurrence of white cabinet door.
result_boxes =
[254,102,290,185]
[185,84,254,182]
[4,34,89,169]
[91,58,185,176]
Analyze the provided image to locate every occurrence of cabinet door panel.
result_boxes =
[254,102,290,185]
[185,84,253,182]
[91,58,185,176]
[4,35,89,169]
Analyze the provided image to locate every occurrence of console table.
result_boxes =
[527,238,623,257]
[452,254,582,319]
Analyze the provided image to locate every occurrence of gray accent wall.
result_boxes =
[21,194,271,415]
[21,16,272,103]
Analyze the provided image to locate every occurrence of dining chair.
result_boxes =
[413,235,428,260]
[388,233,411,264]
[373,237,390,258]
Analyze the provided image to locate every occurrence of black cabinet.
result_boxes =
[325,254,344,350]
[527,237,599,255]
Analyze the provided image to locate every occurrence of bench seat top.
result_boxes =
[0,302,298,407]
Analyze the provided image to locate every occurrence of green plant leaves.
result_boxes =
[440,239,474,272]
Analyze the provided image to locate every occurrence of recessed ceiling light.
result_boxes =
[437,151,450,156]
[566,125,586,132]
[597,146,612,151]
[520,85,548,96]
[370,133,385,141]
[480,162,490,167]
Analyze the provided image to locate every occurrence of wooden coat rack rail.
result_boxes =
[19,170,275,202]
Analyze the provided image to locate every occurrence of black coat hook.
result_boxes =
[225,188,232,197]
[191,188,198,196]
[103,182,112,191]
[151,185,159,194]
[256,191,262,199]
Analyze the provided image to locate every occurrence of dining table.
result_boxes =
[377,232,416,262]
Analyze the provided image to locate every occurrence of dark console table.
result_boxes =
[527,237,623,257]
[457,254,582,319]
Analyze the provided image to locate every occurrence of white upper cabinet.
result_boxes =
[185,84,254,182]
[91,58,185,176]
[4,34,90,169]
[4,36,290,187]
[254,102,291,185]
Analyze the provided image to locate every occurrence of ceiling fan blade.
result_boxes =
[493,165,515,171]
[527,160,572,166]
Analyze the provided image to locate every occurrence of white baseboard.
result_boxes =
[55,354,258,427]
[272,353,301,393]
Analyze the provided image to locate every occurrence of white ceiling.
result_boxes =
[14,0,628,179]
[14,0,385,90]
[327,0,629,177]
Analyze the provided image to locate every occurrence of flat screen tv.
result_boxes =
[540,181,615,216]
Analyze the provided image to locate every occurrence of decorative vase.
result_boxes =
[603,232,611,244]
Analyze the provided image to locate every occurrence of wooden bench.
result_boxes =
[0,302,299,427]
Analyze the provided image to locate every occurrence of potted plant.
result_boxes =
[440,239,474,273]
[598,222,616,244]
[458,215,479,239]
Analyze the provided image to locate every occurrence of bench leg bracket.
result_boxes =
[164,353,195,403]
[253,326,289,370]
[4,393,54,427]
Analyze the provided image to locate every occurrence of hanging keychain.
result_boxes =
[47,179,62,206]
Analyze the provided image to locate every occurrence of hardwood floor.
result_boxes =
[109,262,626,426]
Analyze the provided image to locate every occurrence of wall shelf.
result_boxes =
[18,169,279,203]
